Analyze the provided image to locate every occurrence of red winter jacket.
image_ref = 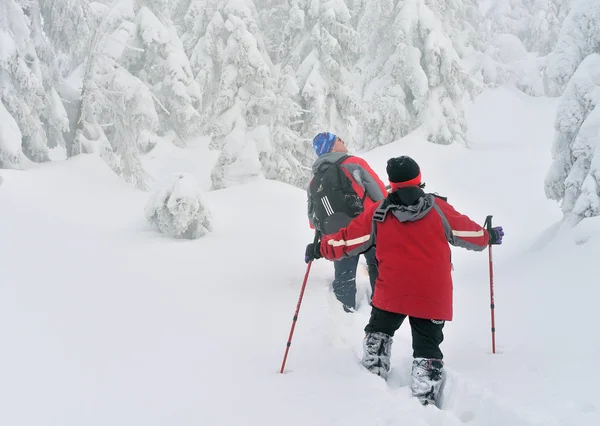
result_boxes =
[307,152,387,231]
[320,187,489,321]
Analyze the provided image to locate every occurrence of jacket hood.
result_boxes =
[386,187,434,222]
[312,152,348,173]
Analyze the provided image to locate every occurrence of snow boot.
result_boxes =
[411,358,444,406]
[361,332,392,379]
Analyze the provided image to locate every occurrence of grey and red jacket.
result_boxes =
[307,152,387,229]
[319,186,490,321]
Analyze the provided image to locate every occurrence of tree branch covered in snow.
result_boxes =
[544,0,600,96]
[545,53,600,223]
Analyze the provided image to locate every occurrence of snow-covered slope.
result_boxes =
[1,87,599,426]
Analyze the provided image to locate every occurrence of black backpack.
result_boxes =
[309,155,367,235]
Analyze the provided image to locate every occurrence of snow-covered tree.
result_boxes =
[483,0,565,56]
[0,0,69,165]
[426,0,483,59]
[545,53,600,223]
[482,0,528,44]
[278,0,362,144]
[206,6,277,189]
[476,0,570,98]
[554,0,571,22]
[96,60,159,189]
[356,0,469,148]
[544,0,600,96]
[39,0,91,76]
[0,100,23,169]
[66,1,160,188]
[256,0,289,59]
[524,0,560,55]
[476,33,546,96]
[179,0,308,189]
[259,64,311,187]
[179,0,223,117]
[145,173,213,239]
[354,0,407,148]
[118,1,203,142]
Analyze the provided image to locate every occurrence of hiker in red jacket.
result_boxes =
[306,132,387,312]
[305,156,504,406]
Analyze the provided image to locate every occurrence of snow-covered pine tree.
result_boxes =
[545,53,600,224]
[65,1,160,189]
[260,64,311,187]
[207,3,276,189]
[25,0,71,152]
[482,0,565,56]
[356,0,469,148]
[0,0,69,165]
[119,0,203,142]
[355,0,407,149]
[544,0,600,97]
[0,99,23,169]
[523,0,560,55]
[39,0,91,76]
[180,0,308,189]
[477,0,572,98]
[256,0,290,60]
[425,0,482,59]
[70,5,105,159]
[179,0,223,118]
[94,58,159,190]
[482,0,529,49]
[37,0,92,157]
[554,0,571,22]
[477,33,546,96]
[278,0,362,146]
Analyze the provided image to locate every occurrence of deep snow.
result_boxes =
[1,87,599,426]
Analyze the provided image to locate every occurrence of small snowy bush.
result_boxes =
[145,174,213,239]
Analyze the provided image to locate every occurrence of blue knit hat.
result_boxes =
[312,132,337,156]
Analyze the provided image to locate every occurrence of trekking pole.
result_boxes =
[280,231,321,373]
[483,215,496,354]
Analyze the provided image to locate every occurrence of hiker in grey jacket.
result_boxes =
[306,132,387,312]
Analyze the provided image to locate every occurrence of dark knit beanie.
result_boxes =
[386,156,421,184]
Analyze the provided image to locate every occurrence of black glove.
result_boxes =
[489,226,504,245]
[305,242,322,263]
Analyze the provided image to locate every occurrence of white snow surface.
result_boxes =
[1,87,599,426]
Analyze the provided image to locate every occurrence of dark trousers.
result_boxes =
[332,246,378,310]
[364,307,445,359]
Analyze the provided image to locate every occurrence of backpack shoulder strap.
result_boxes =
[338,155,371,202]
[372,198,395,222]
[315,155,348,174]
[335,154,350,165]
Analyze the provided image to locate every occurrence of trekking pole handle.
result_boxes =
[311,230,322,261]
[313,230,322,245]
[484,215,493,231]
